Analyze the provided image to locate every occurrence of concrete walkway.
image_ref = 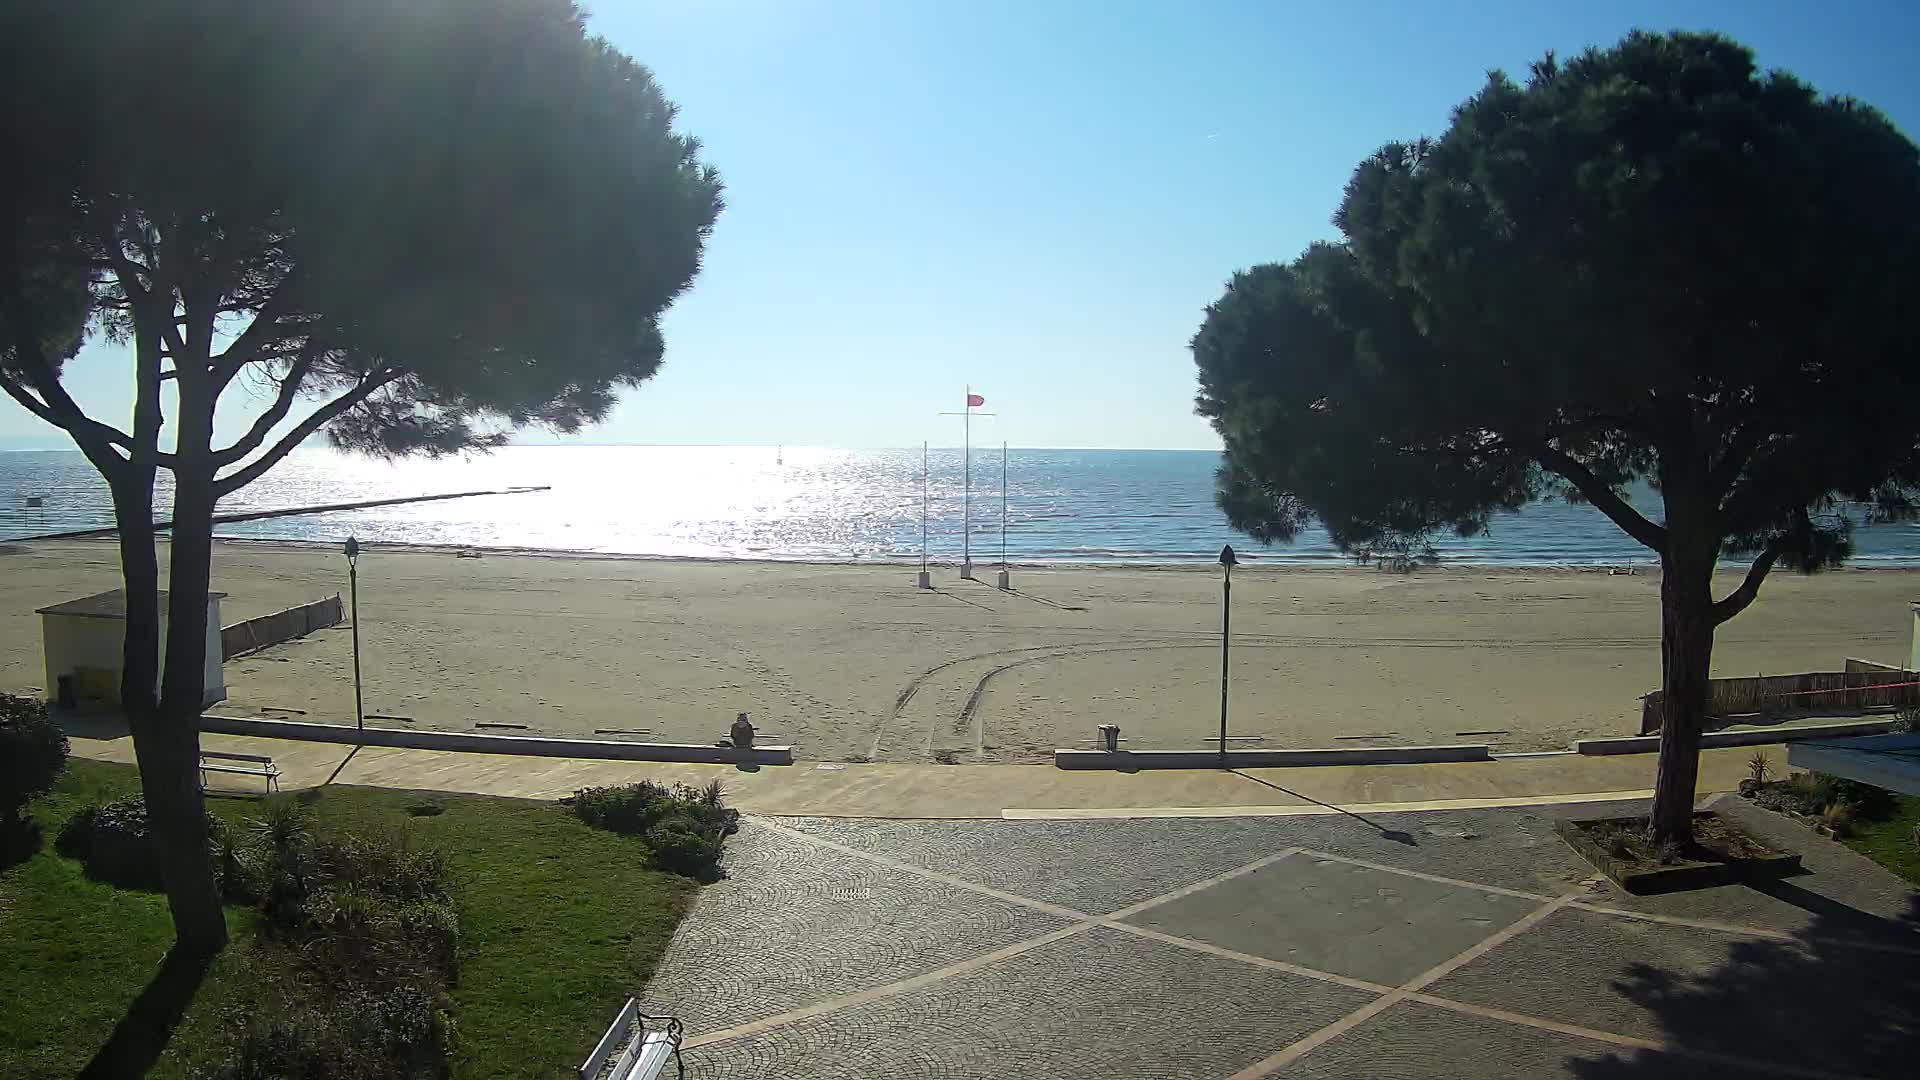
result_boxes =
[69,728,1788,818]
[645,799,1919,1078]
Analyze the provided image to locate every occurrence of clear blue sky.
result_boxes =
[6,0,1917,451]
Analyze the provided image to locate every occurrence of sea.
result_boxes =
[4,445,1919,566]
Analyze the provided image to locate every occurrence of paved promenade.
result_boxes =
[648,799,1918,1079]
[73,727,1783,818]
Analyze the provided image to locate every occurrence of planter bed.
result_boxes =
[1555,811,1802,894]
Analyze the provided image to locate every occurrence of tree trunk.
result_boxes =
[111,470,228,954]
[1649,535,1716,848]
[148,461,227,954]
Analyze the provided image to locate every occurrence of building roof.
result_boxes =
[35,589,227,620]
[1788,733,1920,797]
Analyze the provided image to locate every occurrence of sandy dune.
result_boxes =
[0,539,1912,762]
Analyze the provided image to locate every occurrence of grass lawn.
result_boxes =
[1843,792,1920,887]
[0,758,700,1079]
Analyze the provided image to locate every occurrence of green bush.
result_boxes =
[55,794,227,891]
[0,693,67,820]
[193,808,462,1079]
[192,981,456,1080]
[567,779,738,879]
[235,811,458,985]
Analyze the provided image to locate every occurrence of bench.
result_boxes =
[579,998,683,1080]
[198,750,281,793]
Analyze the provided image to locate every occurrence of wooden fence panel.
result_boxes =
[1639,670,1919,734]
[220,594,345,661]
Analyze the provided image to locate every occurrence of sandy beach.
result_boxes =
[1,538,1912,762]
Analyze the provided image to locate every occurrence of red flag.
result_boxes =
[966,393,985,407]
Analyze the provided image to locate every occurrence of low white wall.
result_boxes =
[42,595,226,706]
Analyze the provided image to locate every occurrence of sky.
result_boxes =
[6,0,1919,452]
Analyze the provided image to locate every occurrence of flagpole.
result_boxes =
[962,385,972,579]
[917,441,931,589]
[997,440,1011,590]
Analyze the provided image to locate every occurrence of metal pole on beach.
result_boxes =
[1218,544,1236,768]
[345,536,364,736]
[997,442,1010,590]
[918,442,931,589]
[962,387,972,579]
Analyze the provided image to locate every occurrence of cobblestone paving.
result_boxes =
[1127,853,1542,985]
[642,824,1071,1035]
[1277,1000,1778,1080]
[645,803,1920,1079]
[684,926,1376,1079]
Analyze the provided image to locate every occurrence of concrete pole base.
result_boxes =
[916,571,931,590]
[996,568,1010,591]
[961,560,974,580]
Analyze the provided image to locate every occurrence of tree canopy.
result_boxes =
[1193,30,1920,843]
[1197,31,1920,578]
[2,0,723,474]
[0,0,723,953]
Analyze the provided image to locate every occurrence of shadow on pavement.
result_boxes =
[77,945,214,1080]
[1568,887,1920,1077]
[1230,769,1418,845]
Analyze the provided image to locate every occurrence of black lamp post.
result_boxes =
[1218,544,1236,768]
[344,536,364,735]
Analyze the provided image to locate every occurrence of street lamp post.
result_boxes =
[1218,544,1236,768]
[344,536,364,735]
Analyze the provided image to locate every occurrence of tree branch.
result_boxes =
[211,272,303,389]
[0,373,61,427]
[212,352,315,466]
[214,370,400,496]
[1708,424,1767,498]
[0,275,139,474]
[1712,543,1780,625]
[1531,440,1668,552]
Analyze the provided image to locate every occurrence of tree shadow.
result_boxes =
[1230,769,1418,845]
[1567,884,1920,1077]
[77,944,215,1080]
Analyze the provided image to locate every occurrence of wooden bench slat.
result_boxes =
[624,1031,676,1080]
[199,751,280,792]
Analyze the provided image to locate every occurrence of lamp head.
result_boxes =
[1218,544,1237,568]
[344,536,360,565]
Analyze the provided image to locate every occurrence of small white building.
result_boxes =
[36,590,227,709]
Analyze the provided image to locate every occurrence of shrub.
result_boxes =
[1746,752,1771,785]
[57,795,227,891]
[1805,773,1897,821]
[645,817,728,879]
[192,981,455,1080]
[0,693,67,820]
[567,779,738,879]
[1820,802,1857,838]
[236,812,458,986]
[193,811,462,1079]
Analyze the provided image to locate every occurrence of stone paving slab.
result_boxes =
[1125,852,1541,985]
[643,823,1071,1035]
[1276,1000,1778,1080]
[777,808,1604,914]
[680,925,1378,1079]
[1427,905,1920,1078]
[776,816,1307,913]
[657,805,1919,1079]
